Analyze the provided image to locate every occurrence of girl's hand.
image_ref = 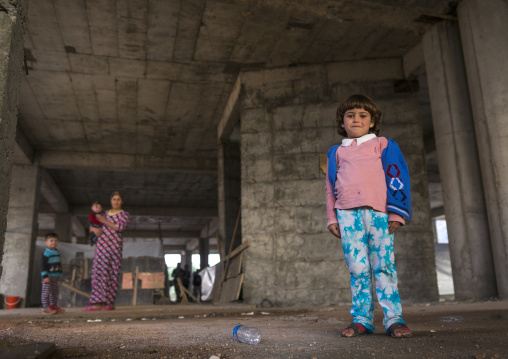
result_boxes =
[95,214,106,223]
[388,221,401,234]
[328,223,341,238]
[90,227,103,237]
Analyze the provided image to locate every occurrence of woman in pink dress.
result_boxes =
[84,191,130,311]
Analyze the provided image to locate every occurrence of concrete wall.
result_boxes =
[239,59,439,306]
[0,0,29,280]
[0,165,41,307]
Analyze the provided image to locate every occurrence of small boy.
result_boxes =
[89,201,103,246]
[40,232,64,314]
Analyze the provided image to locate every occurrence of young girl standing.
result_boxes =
[325,94,412,338]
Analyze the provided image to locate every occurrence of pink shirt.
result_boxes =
[326,134,405,227]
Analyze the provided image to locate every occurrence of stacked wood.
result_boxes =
[211,239,251,303]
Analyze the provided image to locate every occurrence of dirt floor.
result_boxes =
[1,299,507,359]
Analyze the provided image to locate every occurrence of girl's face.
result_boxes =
[111,195,123,210]
[342,107,374,138]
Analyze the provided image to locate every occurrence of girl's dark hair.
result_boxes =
[336,94,382,137]
[91,200,102,206]
[110,191,124,201]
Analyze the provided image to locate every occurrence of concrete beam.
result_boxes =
[35,150,217,173]
[186,238,199,251]
[70,205,218,218]
[13,127,34,165]
[40,169,69,213]
[218,75,242,143]
[163,244,218,253]
[431,206,445,219]
[41,230,202,240]
[163,245,190,253]
[123,230,200,239]
[37,216,86,238]
[403,42,425,78]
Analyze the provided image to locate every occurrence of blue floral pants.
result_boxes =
[337,208,405,332]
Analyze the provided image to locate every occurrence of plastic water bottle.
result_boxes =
[233,325,261,345]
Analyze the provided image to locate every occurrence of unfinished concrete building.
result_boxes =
[1,0,507,309]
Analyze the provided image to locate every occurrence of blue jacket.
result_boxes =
[327,138,411,220]
[41,248,63,278]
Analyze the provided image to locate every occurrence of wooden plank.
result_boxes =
[179,282,198,302]
[219,273,244,303]
[132,266,139,306]
[61,282,91,298]
[225,239,251,261]
[222,208,241,283]
[176,277,189,304]
[71,267,77,305]
[71,267,77,285]
[210,262,222,303]
[225,252,242,280]
[83,258,89,279]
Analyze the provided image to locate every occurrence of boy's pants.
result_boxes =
[337,208,404,332]
[41,277,59,307]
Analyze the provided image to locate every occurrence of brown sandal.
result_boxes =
[341,323,370,338]
[387,322,412,338]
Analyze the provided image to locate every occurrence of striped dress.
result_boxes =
[89,210,130,305]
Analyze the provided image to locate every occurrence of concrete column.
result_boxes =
[199,237,210,269]
[458,0,508,299]
[422,21,496,300]
[218,142,242,258]
[0,1,29,281]
[0,165,41,307]
[184,250,193,269]
[54,213,73,243]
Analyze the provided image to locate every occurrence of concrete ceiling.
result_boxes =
[15,0,452,248]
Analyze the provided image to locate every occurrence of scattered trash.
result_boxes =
[178,316,185,319]
[241,312,254,316]
[209,356,220,359]
[441,316,463,323]
[86,319,102,322]
[126,318,132,321]
[233,325,261,345]
[430,330,437,333]
[260,312,270,315]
